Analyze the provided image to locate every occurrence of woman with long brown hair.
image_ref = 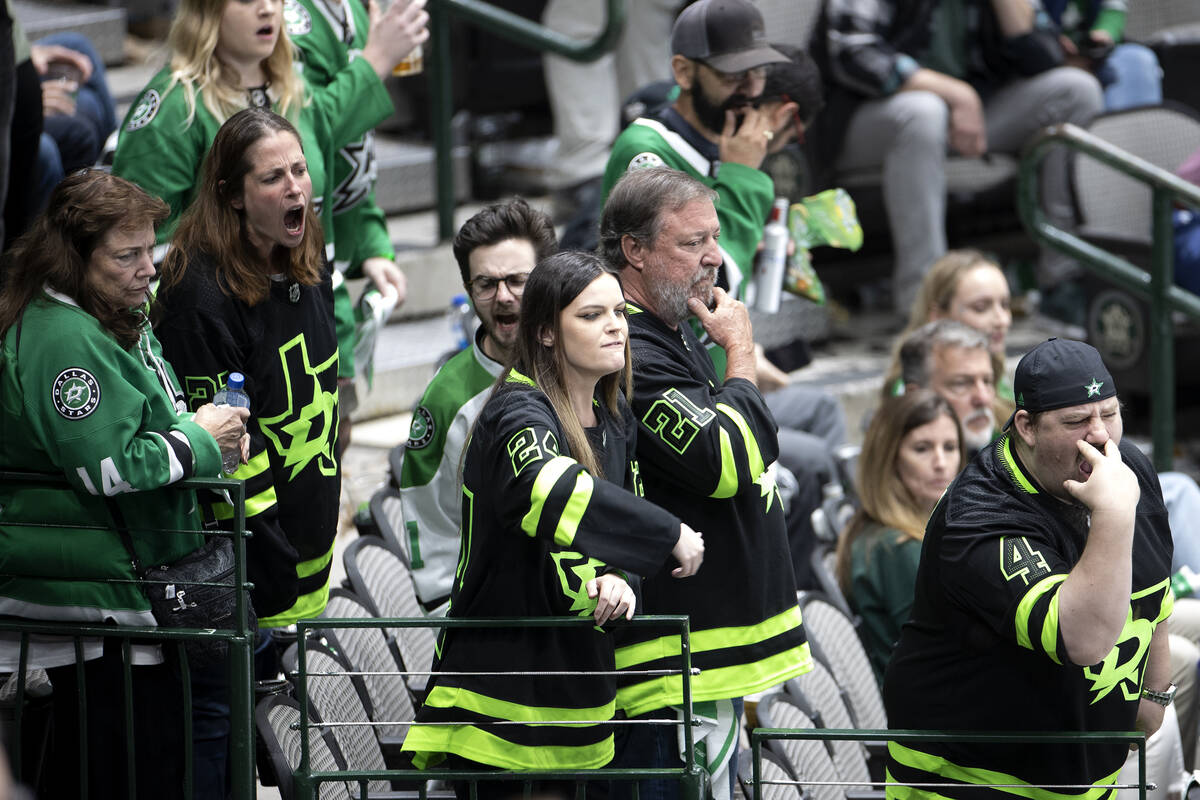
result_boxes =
[836,390,965,683]
[403,250,704,792]
[0,170,247,798]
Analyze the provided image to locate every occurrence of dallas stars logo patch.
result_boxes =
[258,334,339,480]
[628,152,665,170]
[125,89,160,132]
[407,406,435,449]
[53,368,100,419]
[284,0,313,36]
[1085,378,1104,398]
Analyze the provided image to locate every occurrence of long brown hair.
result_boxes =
[165,0,305,126]
[0,171,168,349]
[161,108,324,305]
[835,391,964,594]
[506,250,632,478]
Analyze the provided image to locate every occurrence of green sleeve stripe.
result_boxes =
[405,519,424,568]
[887,741,1122,800]
[710,427,738,498]
[520,456,593,547]
[297,543,334,579]
[234,449,271,480]
[257,543,335,628]
[616,604,804,669]
[1014,573,1065,657]
[403,720,614,770]
[210,482,278,520]
[710,403,765,499]
[617,641,812,717]
[1041,589,1063,666]
[423,683,614,723]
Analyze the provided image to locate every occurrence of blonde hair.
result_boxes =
[166,0,306,127]
[835,391,964,595]
[883,249,1013,421]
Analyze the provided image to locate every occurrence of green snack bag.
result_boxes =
[784,189,864,304]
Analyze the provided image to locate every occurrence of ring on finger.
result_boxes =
[763,130,774,141]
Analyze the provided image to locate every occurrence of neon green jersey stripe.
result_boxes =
[211,482,278,520]
[258,570,332,628]
[616,604,804,669]
[716,402,764,474]
[520,456,593,547]
[424,684,614,724]
[617,641,811,717]
[404,722,614,771]
[1014,573,1065,658]
[232,449,271,479]
[1000,435,1038,494]
[711,427,738,498]
[887,742,1121,800]
[297,543,334,579]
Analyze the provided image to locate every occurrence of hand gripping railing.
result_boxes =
[1018,122,1200,471]
[0,470,256,800]
[751,728,1149,800]
[292,614,702,800]
[428,0,626,240]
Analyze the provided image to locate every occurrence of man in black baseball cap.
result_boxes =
[882,336,1175,798]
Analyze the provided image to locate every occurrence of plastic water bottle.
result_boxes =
[1172,565,1200,599]
[750,198,790,314]
[212,372,250,474]
[450,293,474,352]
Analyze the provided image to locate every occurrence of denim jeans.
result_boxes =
[1096,42,1162,112]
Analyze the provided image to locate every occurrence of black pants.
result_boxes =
[40,641,185,799]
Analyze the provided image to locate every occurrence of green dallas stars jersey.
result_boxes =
[402,373,681,770]
[884,433,1173,800]
[286,0,396,380]
[616,303,811,716]
[154,253,341,627]
[0,290,219,666]
[398,329,505,611]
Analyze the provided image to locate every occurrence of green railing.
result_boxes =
[750,727,1149,800]
[428,0,626,240]
[0,471,256,800]
[1018,122,1200,471]
[290,614,702,800]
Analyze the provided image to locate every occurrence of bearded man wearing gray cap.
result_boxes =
[883,337,1174,799]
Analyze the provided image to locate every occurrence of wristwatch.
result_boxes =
[1141,683,1177,707]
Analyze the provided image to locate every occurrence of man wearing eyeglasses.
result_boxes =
[398,198,557,614]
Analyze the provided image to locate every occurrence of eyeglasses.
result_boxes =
[467,272,530,299]
[699,62,767,87]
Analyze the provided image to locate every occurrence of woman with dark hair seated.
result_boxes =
[0,170,247,798]
[403,250,705,796]
[836,390,964,684]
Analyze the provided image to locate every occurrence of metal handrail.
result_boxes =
[0,471,255,800]
[291,614,702,800]
[1018,122,1200,471]
[428,0,627,240]
[751,727,1148,800]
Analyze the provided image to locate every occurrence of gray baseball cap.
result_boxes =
[671,0,790,74]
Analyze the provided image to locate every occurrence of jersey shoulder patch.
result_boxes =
[284,0,313,36]
[125,89,161,132]
[628,152,666,171]
[407,406,435,449]
[53,368,101,419]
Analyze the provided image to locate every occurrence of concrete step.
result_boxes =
[14,0,125,65]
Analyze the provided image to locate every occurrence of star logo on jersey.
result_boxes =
[332,132,376,214]
[755,461,783,514]
[52,368,101,419]
[1085,378,1104,398]
[1081,581,1169,705]
[125,89,160,132]
[258,334,339,481]
[407,406,435,449]
[550,551,602,618]
[283,0,312,36]
[629,152,665,170]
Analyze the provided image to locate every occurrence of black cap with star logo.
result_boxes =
[1004,338,1117,429]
